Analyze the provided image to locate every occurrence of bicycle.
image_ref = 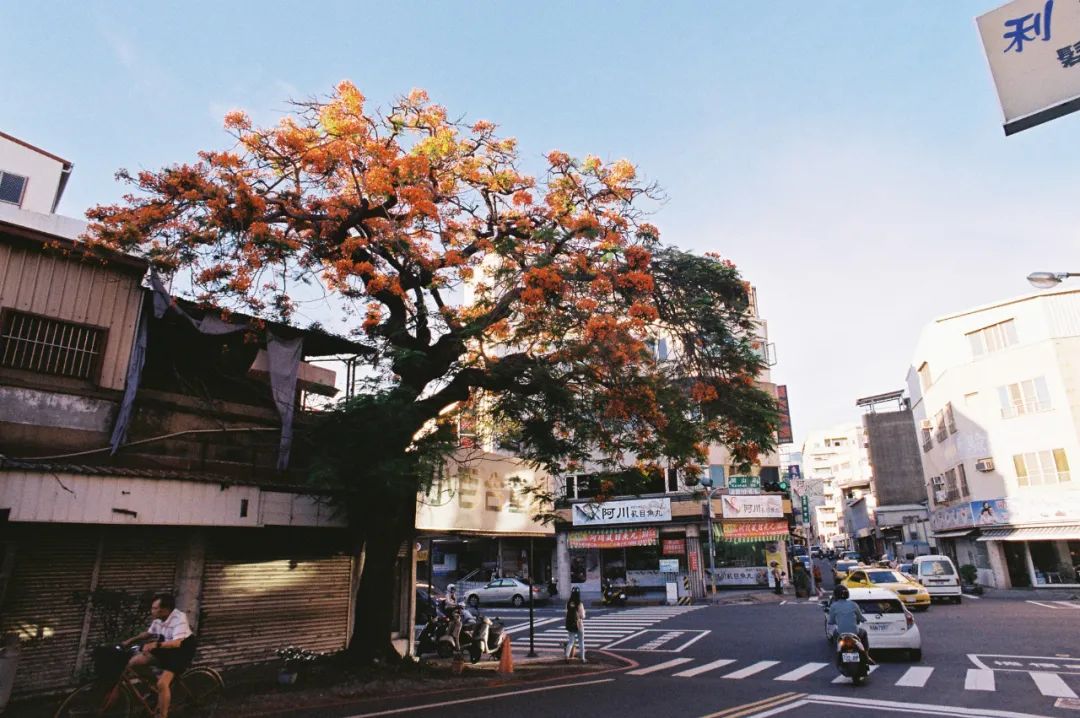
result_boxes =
[54,644,224,718]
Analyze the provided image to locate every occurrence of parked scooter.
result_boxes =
[601,581,627,607]
[416,610,450,657]
[833,632,871,685]
[439,604,478,658]
[467,613,506,663]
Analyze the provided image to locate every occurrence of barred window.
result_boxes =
[0,310,106,381]
[0,171,28,207]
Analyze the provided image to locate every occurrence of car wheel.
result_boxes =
[511,595,524,607]
[910,649,922,661]
[468,595,480,608]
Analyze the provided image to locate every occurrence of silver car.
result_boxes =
[465,578,549,607]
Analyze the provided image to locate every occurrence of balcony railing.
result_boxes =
[1000,401,1052,419]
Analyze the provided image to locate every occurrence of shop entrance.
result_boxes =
[1003,542,1031,587]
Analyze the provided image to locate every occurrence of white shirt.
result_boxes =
[148,609,192,642]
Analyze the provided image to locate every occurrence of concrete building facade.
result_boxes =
[800,424,874,551]
[907,289,1080,588]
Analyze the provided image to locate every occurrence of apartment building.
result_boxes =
[907,289,1080,588]
[800,424,874,551]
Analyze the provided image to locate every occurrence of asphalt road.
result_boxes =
[309,588,1080,718]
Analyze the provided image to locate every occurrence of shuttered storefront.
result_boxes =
[1,527,98,692]
[198,534,353,667]
[0,526,182,694]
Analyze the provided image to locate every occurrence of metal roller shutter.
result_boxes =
[1,527,98,693]
[79,529,182,674]
[198,551,353,667]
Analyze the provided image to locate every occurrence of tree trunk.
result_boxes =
[346,488,417,664]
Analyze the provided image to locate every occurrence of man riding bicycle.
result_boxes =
[121,593,195,718]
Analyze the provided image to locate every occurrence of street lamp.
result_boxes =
[1027,271,1080,289]
[698,476,722,596]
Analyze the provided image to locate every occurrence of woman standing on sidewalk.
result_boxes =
[564,587,586,664]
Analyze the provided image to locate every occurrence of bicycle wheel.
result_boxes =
[174,667,224,717]
[54,680,133,718]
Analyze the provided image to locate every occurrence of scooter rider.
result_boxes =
[827,585,873,663]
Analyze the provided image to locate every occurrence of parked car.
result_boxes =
[833,559,860,580]
[897,563,914,578]
[465,577,550,607]
[841,551,861,562]
[842,568,931,611]
[913,555,962,603]
[824,587,922,661]
[810,545,823,559]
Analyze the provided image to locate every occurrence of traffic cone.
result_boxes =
[497,635,514,674]
[451,652,465,674]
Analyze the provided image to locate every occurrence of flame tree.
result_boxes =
[87,83,777,662]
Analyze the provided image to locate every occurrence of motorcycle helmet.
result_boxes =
[833,585,849,600]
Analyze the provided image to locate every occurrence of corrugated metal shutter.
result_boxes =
[1,528,97,693]
[198,550,352,667]
[79,529,181,675]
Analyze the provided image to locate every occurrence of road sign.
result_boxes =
[727,475,761,490]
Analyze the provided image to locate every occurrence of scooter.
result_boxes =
[416,609,450,657]
[439,605,477,658]
[468,613,506,663]
[833,632,871,685]
[601,581,627,607]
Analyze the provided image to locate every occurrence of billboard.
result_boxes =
[978,0,1080,134]
[720,494,785,519]
[571,497,672,526]
[776,385,794,444]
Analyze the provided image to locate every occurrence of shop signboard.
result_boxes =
[776,385,794,444]
[721,494,784,519]
[710,566,769,586]
[929,503,975,531]
[661,538,686,556]
[567,526,659,549]
[720,520,789,543]
[969,494,1080,526]
[571,497,672,526]
[659,558,680,573]
[727,475,761,490]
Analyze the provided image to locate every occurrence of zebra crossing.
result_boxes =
[509,605,705,652]
[617,656,1080,699]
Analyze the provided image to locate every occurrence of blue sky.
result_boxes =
[4,1,1080,446]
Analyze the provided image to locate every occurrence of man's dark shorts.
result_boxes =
[150,636,196,674]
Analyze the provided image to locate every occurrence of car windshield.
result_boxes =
[856,599,905,614]
[837,561,857,570]
[919,560,955,576]
[867,570,904,583]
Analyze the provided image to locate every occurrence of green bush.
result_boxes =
[959,564,979,585]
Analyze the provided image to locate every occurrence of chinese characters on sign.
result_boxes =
[568,527,659,549]
[571,497,672,526]
[661,538,686,556]
[776,385,794,444]
[720,520,789,541]
[726,475,762,490]
[1003,0,1053,53]
[721,495,784,519]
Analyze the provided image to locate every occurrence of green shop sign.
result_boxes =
[727,475,761,490]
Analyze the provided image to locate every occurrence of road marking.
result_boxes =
[965,668,995,691]
[1030,671,1077,698]
[723,660,781,679]
[831,665,877,684]
[626,657,694,675]
[1055,601,1080,609]
[504,617,561,633]
[673,658,736,678]
[962,593,980,599]
[697,692,803,718]
[342,678,615,717]
[802,693,1059,718]
[773,662,828,682]
[895,666,934,687]
[779,600,787,605]
[1027,600,1065,609]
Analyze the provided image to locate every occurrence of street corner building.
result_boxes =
[0,132,418,698]
[908,289,1080,589]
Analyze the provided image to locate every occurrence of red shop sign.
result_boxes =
[568,527,659,549]
[662,539,686,556]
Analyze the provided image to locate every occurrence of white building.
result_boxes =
[800,424,874,550]
[0,131,73,214]
[907,289,1080,588]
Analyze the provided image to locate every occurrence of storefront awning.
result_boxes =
[977,525,1080,542]
[932,529,975,539]
[568,527,658,549]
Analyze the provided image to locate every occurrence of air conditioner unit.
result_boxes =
[975,458,995,473]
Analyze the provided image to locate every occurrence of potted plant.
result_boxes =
[275,646,322,685]
[959,564,983,595]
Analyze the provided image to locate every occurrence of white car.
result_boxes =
[913,555,962,603]
[825,587,922,661]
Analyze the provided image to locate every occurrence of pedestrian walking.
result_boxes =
[770,562,784,595]
[812,562,822,585]
[792,562,810,598]
[564,586,586,664]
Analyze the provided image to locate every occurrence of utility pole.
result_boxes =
[699,477,720,596]
[527,537,537,657]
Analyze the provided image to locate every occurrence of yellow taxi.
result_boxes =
[842,567,931,611]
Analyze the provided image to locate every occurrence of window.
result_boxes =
[945,402,957,434]
[997,377,1051,418]
[944,468,961,501]
[967,319,1018,358]
[917,362,932,391]
[957,463,969,498]
[657,338,669,362]
[708,464,725,486]
[921,424,933,452]
[0,310,107,382]
[934,410,947,442]
[0,171,28,207]
[1013,449,1071,486]
[964,392,979,408]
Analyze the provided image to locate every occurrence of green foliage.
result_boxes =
[958,564,979,585]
